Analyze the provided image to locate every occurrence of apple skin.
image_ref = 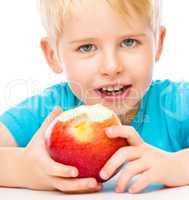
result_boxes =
[46,113,128,182]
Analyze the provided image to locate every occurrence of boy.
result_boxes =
[0,0,189,194]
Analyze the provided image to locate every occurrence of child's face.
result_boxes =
[42,0,165,115]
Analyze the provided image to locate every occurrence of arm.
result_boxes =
[0,122,20,187]
[0,147,25,187]
[0,122,17,146]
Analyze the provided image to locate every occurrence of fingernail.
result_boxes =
[100,170,108,180]
[115,187,122,193]
[129,188,134,193]
[54,106,60,111]
[70,169,78,177]
[97,183,102,190]
[105,128,112,135]
[88,180,97,188]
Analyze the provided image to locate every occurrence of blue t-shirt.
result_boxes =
[0,79,189,152]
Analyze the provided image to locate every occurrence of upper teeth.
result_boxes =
[102,85,124,92]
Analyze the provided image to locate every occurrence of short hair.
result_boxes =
[39,0,162,48]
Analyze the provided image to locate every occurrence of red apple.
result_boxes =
[45,104,128,182]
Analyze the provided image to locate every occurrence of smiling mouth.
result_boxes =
[95,84,132,97]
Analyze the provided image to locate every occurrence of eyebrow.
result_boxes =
[68,33,147,44]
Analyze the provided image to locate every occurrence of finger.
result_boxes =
[128,169,154,193]
[115,160,149,193]
[41,106,62,131]
[52,177,102,193]
[100,146,141,180]
[43,158,79,178]
[105,125,143,146]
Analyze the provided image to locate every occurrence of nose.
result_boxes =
[99,51,124,78]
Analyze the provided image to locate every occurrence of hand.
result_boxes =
[21,107,102,193]
[99,125,189,193]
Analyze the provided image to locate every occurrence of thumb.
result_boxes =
[26,106,63,148]
[40,106,62,132]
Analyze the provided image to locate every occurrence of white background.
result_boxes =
[0,0,189,113]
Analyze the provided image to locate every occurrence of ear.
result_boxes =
[155,26,166,61]
[40,37,63,74]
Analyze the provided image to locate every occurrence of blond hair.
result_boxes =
[39,0,162,48]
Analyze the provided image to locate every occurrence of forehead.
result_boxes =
[62,0,149,37]
[65,0,147,23]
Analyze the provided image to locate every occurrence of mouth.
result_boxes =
[95,84,132,102]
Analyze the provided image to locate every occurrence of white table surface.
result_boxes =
[1,174,189,200]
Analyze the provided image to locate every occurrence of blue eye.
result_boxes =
[78,44,96,53]
[121,39,139,48]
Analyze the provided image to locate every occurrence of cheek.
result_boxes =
[123,52,153,79]
[133,55,153,78]
[62,53,98,81]
[133,54,154,96]
[62,55,99,102]
[123,50,154,98]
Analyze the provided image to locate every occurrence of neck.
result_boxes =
[118,102,140,125]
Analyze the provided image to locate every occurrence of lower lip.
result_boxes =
[95,86,132,102]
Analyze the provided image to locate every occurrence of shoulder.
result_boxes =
[147,79,189,122]
[34,81,82,111]
[150,79,189,96]
[42,82,71,96]
[140,79,189,150]
[149,79,189,148]
[0,81,82,147]
[148,79,179,97]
